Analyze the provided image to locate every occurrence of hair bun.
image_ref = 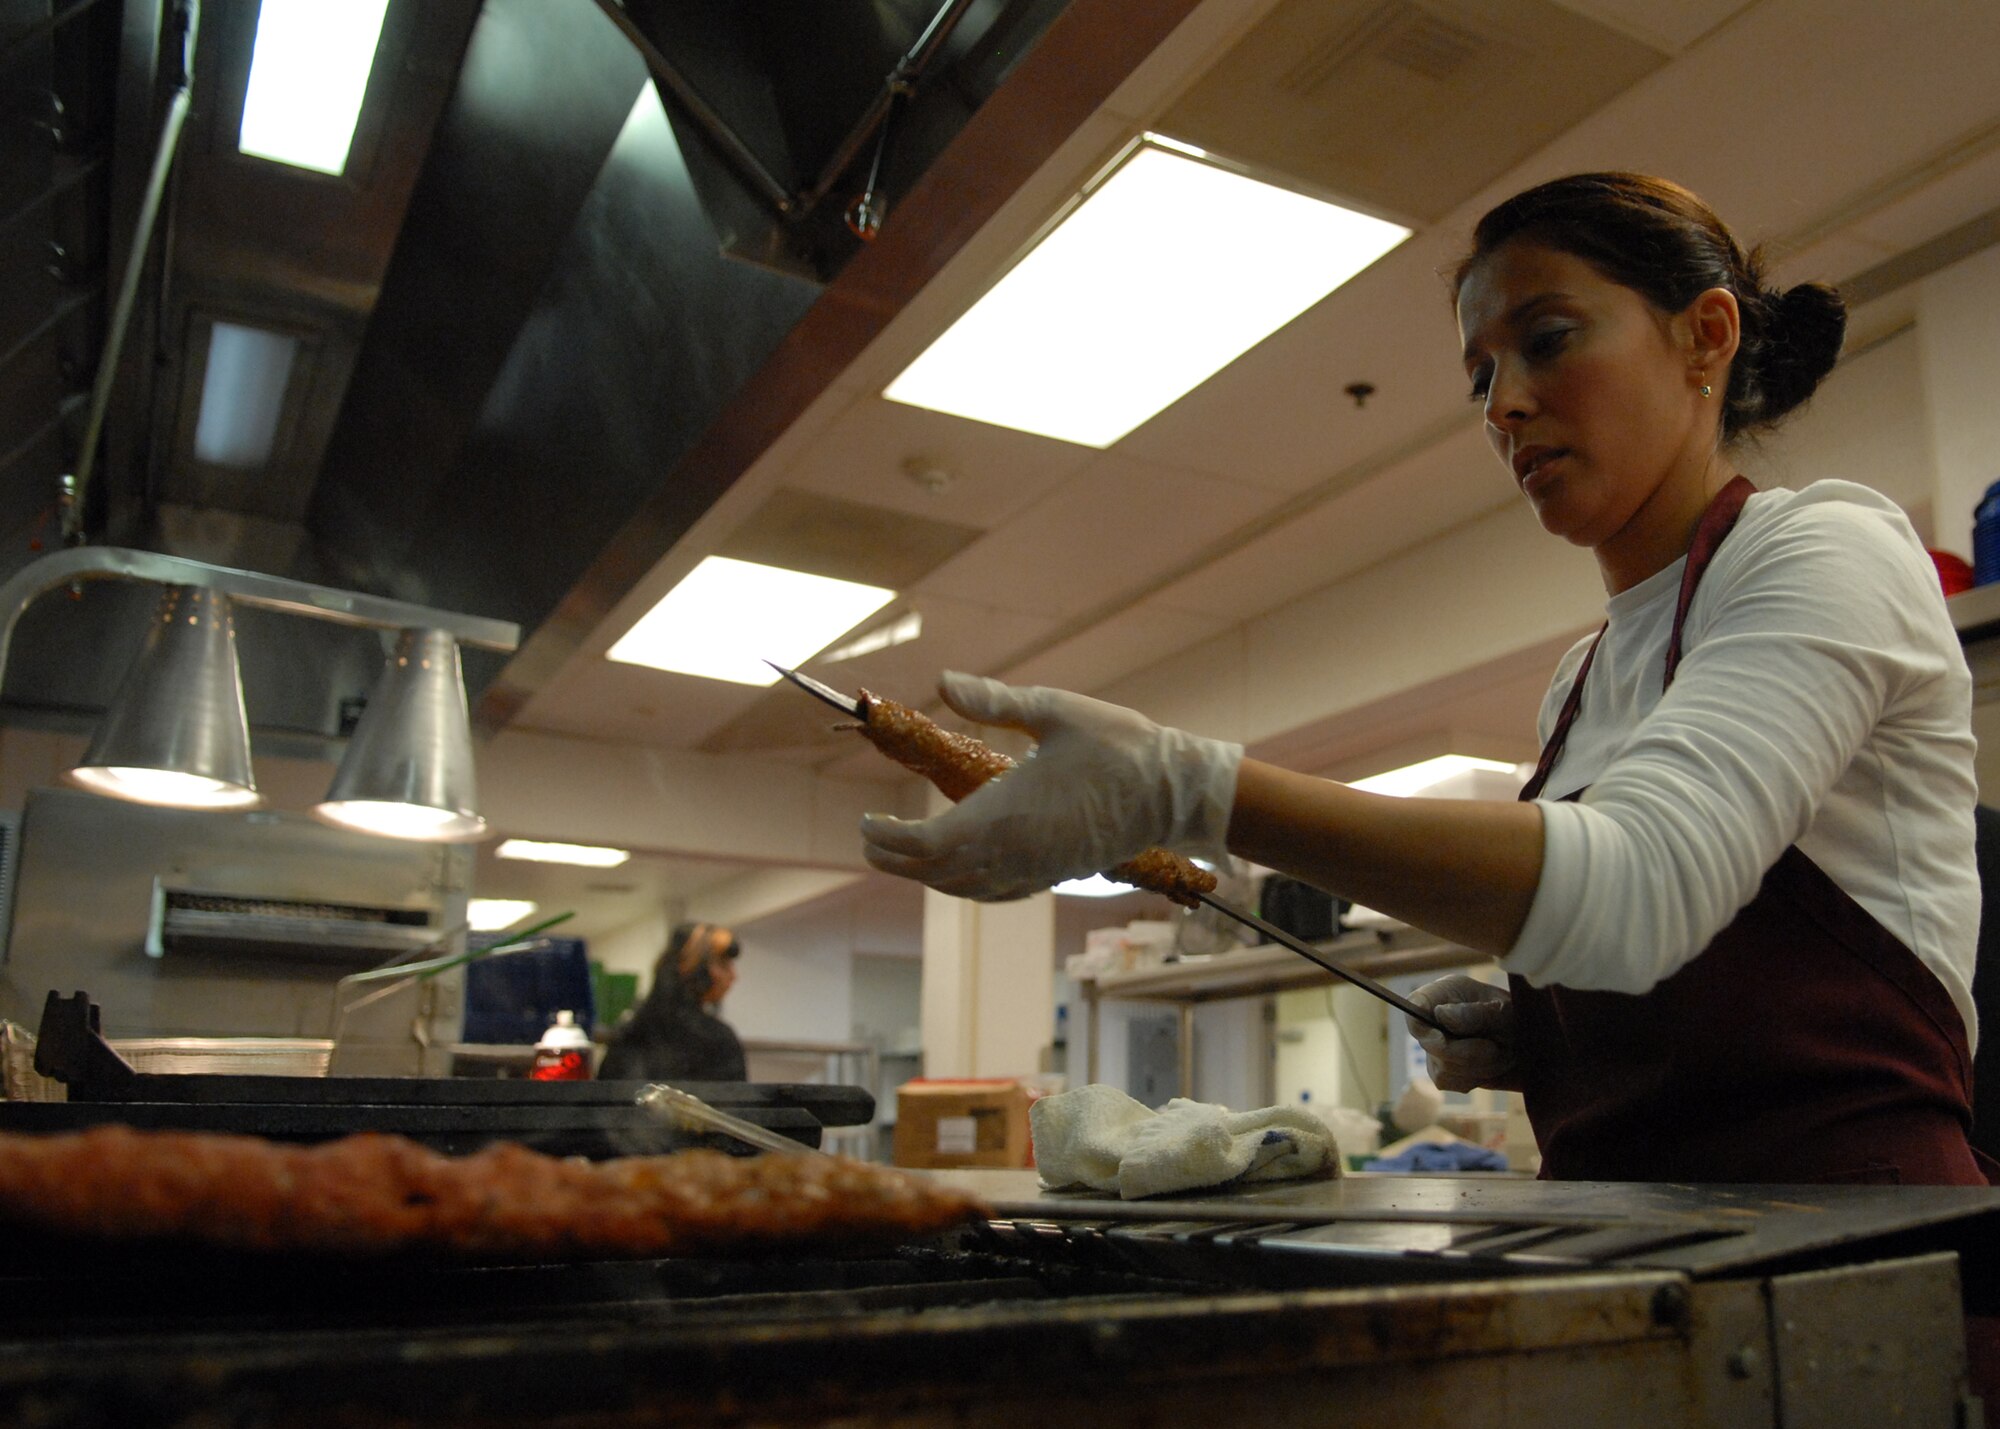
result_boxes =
[1756,281,1847,424]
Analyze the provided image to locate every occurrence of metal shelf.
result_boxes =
[1948,582,2000,643]
[1076,922,1490,1093]
[1084,925,1479,1005]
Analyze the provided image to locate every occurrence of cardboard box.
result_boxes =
[892,1078,1032,1169]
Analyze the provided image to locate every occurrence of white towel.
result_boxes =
[1030,1084,1341,1200]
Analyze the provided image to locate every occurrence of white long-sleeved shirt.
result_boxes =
[1508,480,1981,1051]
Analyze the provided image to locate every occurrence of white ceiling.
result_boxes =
[468,844,756,941]
[499,0,2000,938]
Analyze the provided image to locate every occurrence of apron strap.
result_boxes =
[1519,626,1603,801]
[1519,475,1757,803]
[1664,475,1756,687]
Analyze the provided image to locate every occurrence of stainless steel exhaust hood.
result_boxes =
[0,0,1184,746]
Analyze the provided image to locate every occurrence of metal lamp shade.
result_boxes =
[67,585,260,809]
[314,628,486,842]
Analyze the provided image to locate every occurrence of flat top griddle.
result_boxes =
[14,991,870,1156]
[0,1082,866,1157]
[62,1071,869,1110]
[931,1167,2000,1293]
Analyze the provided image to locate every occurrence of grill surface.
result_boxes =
[0,1169,1994,1426]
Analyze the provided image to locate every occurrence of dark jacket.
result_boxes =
[597,979,746,1082]
[1971,804,2000,1163]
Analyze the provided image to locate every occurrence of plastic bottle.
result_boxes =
[529,1010,592,1081]
[1974,480,2000,586]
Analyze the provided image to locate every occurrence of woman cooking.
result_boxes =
[860,172,1993,1187]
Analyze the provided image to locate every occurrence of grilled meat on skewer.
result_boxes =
[853,690,1218,908]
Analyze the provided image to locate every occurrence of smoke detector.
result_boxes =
[900,456,956,494]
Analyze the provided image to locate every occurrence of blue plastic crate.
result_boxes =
[462,936,595,1045]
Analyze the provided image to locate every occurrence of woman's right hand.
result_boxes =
[1404,976,1522,1092]
[857,673,1240,902]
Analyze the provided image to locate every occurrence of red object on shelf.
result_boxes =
[528,1010,593,1081]
[528,1049,590,1081]
[1930,549,1975,596]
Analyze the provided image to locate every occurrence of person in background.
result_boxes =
[859,172,1993,1190]
[598,922,747,1081]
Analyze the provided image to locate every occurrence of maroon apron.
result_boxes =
[1512,475,1990,1185]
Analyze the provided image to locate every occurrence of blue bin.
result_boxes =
[462,936,595,1045]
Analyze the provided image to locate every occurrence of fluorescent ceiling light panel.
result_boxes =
[1053,874,1137,898]
[606,556,896,686]
[192,321,298,467]
[238,0,390,175]
[467,898,539,932]
[497,839,631,868]
[884,141,1410,447]
[822,610,923,663]
[1348,755,1518,798]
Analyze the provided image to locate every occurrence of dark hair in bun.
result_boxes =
[1453,173,1846,440]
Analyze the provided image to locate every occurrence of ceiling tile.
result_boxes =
[715,486,983,589]
[778,395,1097,530]
[1251,642,1561,777]
[817,744,916,787]
[512,657,764,749]
[1546,0,1754,54]
[914,453,1268,618]
[1113,227,1480,493]
[1151,421,1505,621]
[1160,0,1666,224]
[1845,144,2000,255]
[1004,596,1233,694]
[1470,0,2000,259]
[1768,234,1900,293]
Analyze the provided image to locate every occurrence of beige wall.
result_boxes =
[588,909,674,982]
[1919,243,2000,565]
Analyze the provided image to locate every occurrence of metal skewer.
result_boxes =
[1189,892,1438,1028]
[769,659,866,716]
[768,661,1443,1031]
[636,1083,828,1157]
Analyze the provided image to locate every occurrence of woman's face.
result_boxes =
[702,947,737,1006]
[1455,240,1711,558]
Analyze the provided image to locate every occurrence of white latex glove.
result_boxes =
[859,673,1243,902]
[1405,975,1522,1093]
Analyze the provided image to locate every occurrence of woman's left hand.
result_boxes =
[1406,975,1523,1092]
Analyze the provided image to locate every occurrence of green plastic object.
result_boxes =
[590,963,639,1028]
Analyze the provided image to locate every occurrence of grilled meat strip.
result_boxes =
[0,1126,989,1258]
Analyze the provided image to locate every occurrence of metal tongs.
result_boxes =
[328,911,576,1043]
[637,1083,826,1157]
[768,661,1443,1032]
